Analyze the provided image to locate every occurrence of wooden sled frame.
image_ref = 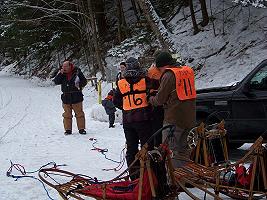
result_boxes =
[39,144,158,200]
[173,134,267,200]
[39,122,266,200]
[189,121,229,167]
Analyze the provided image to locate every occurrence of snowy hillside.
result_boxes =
[105,0,266,89]
[169,0,267,89]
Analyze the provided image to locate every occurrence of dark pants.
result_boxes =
[151,106,164,147]
[123,121,153,180]
[109,113,115,126]
[162,124,190,168]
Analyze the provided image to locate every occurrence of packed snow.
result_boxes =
[0,69,126,200]
[0,67,255,200]
[1,0,266,198]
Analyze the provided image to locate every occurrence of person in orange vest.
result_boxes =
[147,63,164,147]
[113,57,156,180]
[149,51,196,168]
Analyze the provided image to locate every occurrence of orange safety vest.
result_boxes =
[147,65,162,94]
[166,66,196,100]
[147,65,162,80]
[117,78,148,111]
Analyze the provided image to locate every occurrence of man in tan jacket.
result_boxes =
[149,51,196,168]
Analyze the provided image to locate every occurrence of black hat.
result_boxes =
[123,57,146,78]
[125,57,140,70]
[155,51,177,68]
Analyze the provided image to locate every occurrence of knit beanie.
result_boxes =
[123,57,146,78]
[155,51,177,68]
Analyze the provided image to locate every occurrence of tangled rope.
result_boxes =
[6,161,66,200]
[89,138,126,169]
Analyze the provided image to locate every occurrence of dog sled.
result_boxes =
[39,123,267,200]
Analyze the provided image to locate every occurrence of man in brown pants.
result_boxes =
[149,51,196,168]
[53,61,87,135]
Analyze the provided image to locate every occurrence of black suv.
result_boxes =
[197,60,267,148]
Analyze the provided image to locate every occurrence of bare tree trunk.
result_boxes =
[188,0,200,35]
[88,0,105,77]
[199,0,209,27]
[117,0,130,42]
[131,0,140,20]
[117,0,123,43]
[210,0,216,37]
[136,0,173,51]
[94,0,107,40]
[222,0,225,35]
[77,0,91,72]
[120,0,131,38]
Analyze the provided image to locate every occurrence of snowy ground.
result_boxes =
[0,70,126,200]
[0,70,254,200]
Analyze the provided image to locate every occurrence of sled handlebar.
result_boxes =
[146,124,175,145]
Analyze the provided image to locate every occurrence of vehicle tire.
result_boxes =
[228,142,244,149]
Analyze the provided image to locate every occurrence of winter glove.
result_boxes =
[75,75,80,90]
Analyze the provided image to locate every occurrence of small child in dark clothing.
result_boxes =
[102,90,116,128]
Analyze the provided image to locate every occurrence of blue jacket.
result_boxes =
[102,99,116,115]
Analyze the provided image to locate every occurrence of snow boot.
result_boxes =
[109,124,115,128]
[79,129,87,134]
[64,130,72,135]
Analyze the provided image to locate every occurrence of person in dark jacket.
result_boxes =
[113,57,156,180]
[147,63,164,147]
[102,90,116,128]
[53,61,87,135]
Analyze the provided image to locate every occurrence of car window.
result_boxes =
[250,65,267,90]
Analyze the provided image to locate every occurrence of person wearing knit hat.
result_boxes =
[155,51,178,69]
[113,57,157,180]
[102,90,116,128]
[122,57,147,78]
[53,61,88,135]
[149,51,196,168]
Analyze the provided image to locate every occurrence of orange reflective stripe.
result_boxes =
[167,66,196,100]
[117,78,148,110]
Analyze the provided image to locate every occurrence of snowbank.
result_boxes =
[90,104,122,123]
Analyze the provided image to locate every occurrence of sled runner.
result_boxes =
[39,143,161,200]
[39,125,176,200]
[174,132,267,200]
[39,124,267,200]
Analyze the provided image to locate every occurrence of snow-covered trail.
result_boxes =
[0,71,247,200]
[0,71,125,200]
